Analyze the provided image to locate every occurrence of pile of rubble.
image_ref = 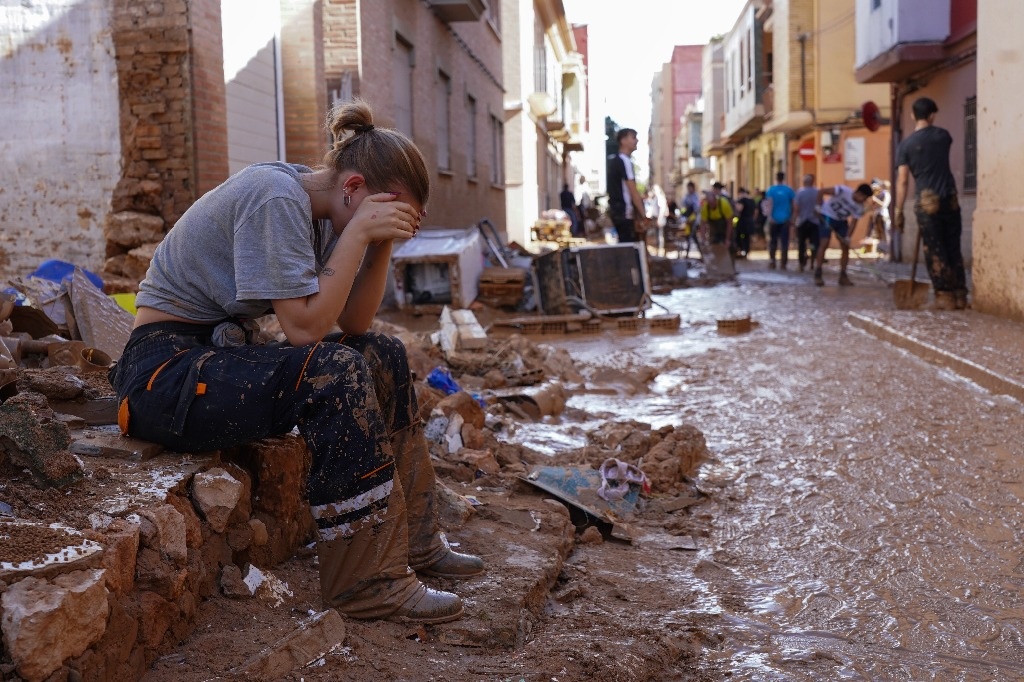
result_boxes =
[0,285,710,681]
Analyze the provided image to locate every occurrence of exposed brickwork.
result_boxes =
[105,0,227,291]
[281,0,328,166]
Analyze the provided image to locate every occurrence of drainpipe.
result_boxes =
[798,33,808,111]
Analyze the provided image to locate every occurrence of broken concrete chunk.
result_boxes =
[435,390,486,429]
[230,610,346,679]
[219,564,252,598]
[0,399,82,489]
[135,503,187,567]
[191,467,243,533]
[0,569,109,682]
[104,210,165,249]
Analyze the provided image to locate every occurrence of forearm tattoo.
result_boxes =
[321,267,336,277]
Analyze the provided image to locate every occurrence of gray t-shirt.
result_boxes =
[136,162,337,322]
[795,186,820,225]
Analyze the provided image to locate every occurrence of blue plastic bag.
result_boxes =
[29,260,104,289]
[425,367,486,407]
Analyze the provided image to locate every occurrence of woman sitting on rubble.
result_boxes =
[108,99,482,624]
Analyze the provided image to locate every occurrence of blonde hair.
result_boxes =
[322,99,430,208]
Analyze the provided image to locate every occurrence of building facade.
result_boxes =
[649,45,703,200]
[0,0,507,285]
[854,0,977,266]
[502,0,585,246]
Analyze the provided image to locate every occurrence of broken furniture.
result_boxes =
[391,227,485,312]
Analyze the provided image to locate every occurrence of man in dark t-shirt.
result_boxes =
[606,128,648,243]
[894,96,968,310]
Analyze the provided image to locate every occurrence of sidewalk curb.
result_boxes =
[847,312,1024,402]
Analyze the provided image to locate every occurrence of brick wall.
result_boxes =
[318,0,507,232]
[281,0,328,166]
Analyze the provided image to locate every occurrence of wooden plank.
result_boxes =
[48,397,117,426]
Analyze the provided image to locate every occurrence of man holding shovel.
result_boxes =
[813,183,874,286]
[894,97,968,310]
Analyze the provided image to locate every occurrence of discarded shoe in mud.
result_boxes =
[597,458,650,502]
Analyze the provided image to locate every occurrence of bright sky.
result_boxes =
[563,0,749,178]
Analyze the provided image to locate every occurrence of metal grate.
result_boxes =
[964,96,977,193]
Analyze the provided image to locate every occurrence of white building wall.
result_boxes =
[972,1,1024,319]
[855,0,951,68]
[222,0,283,174]
[0,0,121,280]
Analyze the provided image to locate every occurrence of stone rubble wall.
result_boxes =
[0,434,314,682]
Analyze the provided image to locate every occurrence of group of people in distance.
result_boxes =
[604,96,967,309]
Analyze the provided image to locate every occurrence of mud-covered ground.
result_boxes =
[149,262,1024,681]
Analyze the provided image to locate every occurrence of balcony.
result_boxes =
[855,0,951,83]
[428,0,486,23]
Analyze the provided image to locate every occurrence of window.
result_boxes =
[964,96,976,193]
[437,71,451,171]
[534,45,548,94]
[393,36,414,137]
[466,94,477,178]
[489,113,504,185]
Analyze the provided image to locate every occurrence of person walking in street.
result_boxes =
[871,178,899,262]
[109,99,482,625]
[606,127,648,244]
[680,180,702,258]
[764,172,797,270]
[560,182,581,237]
[794,174,821,272]
[734,188,757,258]
[894,96,968,309]
[576,175,594,236]
[814,182,874,287]
[700,181,734,248]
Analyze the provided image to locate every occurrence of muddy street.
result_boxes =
[505,265,1024,680]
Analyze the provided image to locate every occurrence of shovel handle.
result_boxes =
[910,224,922,282]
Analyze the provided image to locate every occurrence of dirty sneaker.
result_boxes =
[814,268,824,286]
[838,272,853,286]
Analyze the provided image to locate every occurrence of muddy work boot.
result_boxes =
[930,290,957,311]
[387,583,464,624]
[814,268,824,287]
[415,539,485,579]
[838,271,853,286]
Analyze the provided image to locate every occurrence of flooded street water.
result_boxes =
[521,269,1024,680]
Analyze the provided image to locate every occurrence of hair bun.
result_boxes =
[355,124,375,133]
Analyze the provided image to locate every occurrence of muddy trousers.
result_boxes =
[109,322,446,617]
[916,197,967,295]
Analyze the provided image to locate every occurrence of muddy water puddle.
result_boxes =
[506,276,1024,679]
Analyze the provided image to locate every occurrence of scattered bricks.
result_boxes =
[135,504,187,567]
[219,564,252,599]
[122,242,159,280]
[164,494,203,549]
[98,519,140,598]
[0,398,82,489]
[103,211,165,250]
[229,610,345,680]
[643,424,708,494]
[460,422,486,450]
[435,391,485,429]
[136,590,176,650]
[248,518,269,547]
[226,522,254,553]
[616,317,643,331]
[449,448,501,477]
[133,548,187,601]
[223,435,314,567]
[190,468,243,533]
[0,569,109,682]
[578,526,604,545]
[435,482,476,528]
[221,463,253,524]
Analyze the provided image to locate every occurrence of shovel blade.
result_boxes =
[893,279,930,310]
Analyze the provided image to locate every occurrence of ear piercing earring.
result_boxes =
[343,193,351,207]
